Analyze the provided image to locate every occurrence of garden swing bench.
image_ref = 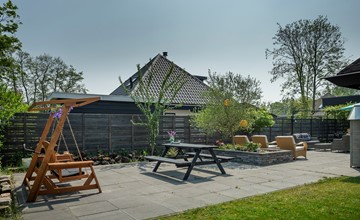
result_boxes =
[22,97,102,202]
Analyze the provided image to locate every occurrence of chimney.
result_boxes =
[163,52,168,57]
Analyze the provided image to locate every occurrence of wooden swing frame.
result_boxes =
[23,97,102,202]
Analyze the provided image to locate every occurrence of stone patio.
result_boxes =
[14,151,360,220]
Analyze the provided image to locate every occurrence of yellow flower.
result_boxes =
[240,120,248,128]
[223,99,230,107]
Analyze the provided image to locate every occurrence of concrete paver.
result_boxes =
[14,151,360,220]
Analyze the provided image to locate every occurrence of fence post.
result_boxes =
[131,115,134,151]
[108,115,111,153]
[187,116,191,143]
[23,113,27,153]
[81,113,85,151]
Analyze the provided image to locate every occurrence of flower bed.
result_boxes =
[214,148,293,166]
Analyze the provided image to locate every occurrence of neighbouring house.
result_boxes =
[48,53,210,115]
[111,52,209,115]
[325,57,360,90]
[313,94,360,118]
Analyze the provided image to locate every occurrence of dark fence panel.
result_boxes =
[3,113,349,156]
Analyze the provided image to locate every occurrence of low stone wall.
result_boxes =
[0,175,12,212]
[215,149,293,166]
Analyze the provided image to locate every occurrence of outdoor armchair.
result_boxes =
[275,136,308,160]
[331,134,350,152]
[233,135,250,146]
[251,135,276,148]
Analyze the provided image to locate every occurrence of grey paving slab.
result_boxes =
[153,195,208,212]
[78,210,134,220]
[194,192,235,205]
[69,200,118,217]
[23,209,78,220]
[122,202,174,220]
[14,151,360,220]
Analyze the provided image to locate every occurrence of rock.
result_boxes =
[0,176,11,185]
[103,157,111,161]
[114,155,122,162]
[121,157,130,163]
[110,159,116,164]
[0,184,11,193]
[93,161,100,166]
[0,197,11,206]
[101,160,109,165]
[0,192,10,198]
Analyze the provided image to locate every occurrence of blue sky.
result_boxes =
[12,0,360,102]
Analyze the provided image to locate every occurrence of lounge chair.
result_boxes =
[293,133,320,149]
[233,135,250,146]
[331,134,350,152]
[251,135,276,148]
[275,136,308,160]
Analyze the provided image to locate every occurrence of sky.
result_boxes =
[11,0,360,102]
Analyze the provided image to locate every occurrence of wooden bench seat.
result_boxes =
[185,152,233,162]
[145,156,191,167]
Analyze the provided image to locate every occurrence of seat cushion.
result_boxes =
[295,146,305,151]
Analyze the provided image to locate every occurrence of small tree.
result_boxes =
[193,97,248,140]
[120,63,187,155]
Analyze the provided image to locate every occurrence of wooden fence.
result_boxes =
[3,113,349,156]
[3,113,213,155]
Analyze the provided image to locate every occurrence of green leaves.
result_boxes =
[0,83,27,149]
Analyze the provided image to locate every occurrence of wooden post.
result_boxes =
[27,105,71,202]
[23,113,54,186]
[131,115,134,151]
[108,115,112,153]
[187,116,191,143]
[82,113,85,151]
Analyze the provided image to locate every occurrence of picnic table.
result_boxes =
[145,143,232,180]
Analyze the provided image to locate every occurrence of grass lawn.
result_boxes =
[160,176,360,220]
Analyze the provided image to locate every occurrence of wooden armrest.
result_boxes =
[48,161,94,169]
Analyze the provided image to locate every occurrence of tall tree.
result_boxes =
[207,71,262,106]
[15,53,87,103]
[0,0,21,87]
[266,16,347,115]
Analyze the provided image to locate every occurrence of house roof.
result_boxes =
[48,92,134,102]
[325,58,360,90]
[111,53,209,105]
[337,58,360,75]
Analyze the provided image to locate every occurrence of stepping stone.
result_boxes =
[0,197,11,206]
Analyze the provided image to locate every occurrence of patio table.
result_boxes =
[145,143,231,180]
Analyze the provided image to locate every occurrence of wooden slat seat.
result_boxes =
[185,152,233,162]
[51,168,84,178]
[145,156,191,167]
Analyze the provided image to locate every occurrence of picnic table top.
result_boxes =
[162,143,219,149]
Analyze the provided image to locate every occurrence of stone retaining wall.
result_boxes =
[214,149,293,166]
[0,175,12,212]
